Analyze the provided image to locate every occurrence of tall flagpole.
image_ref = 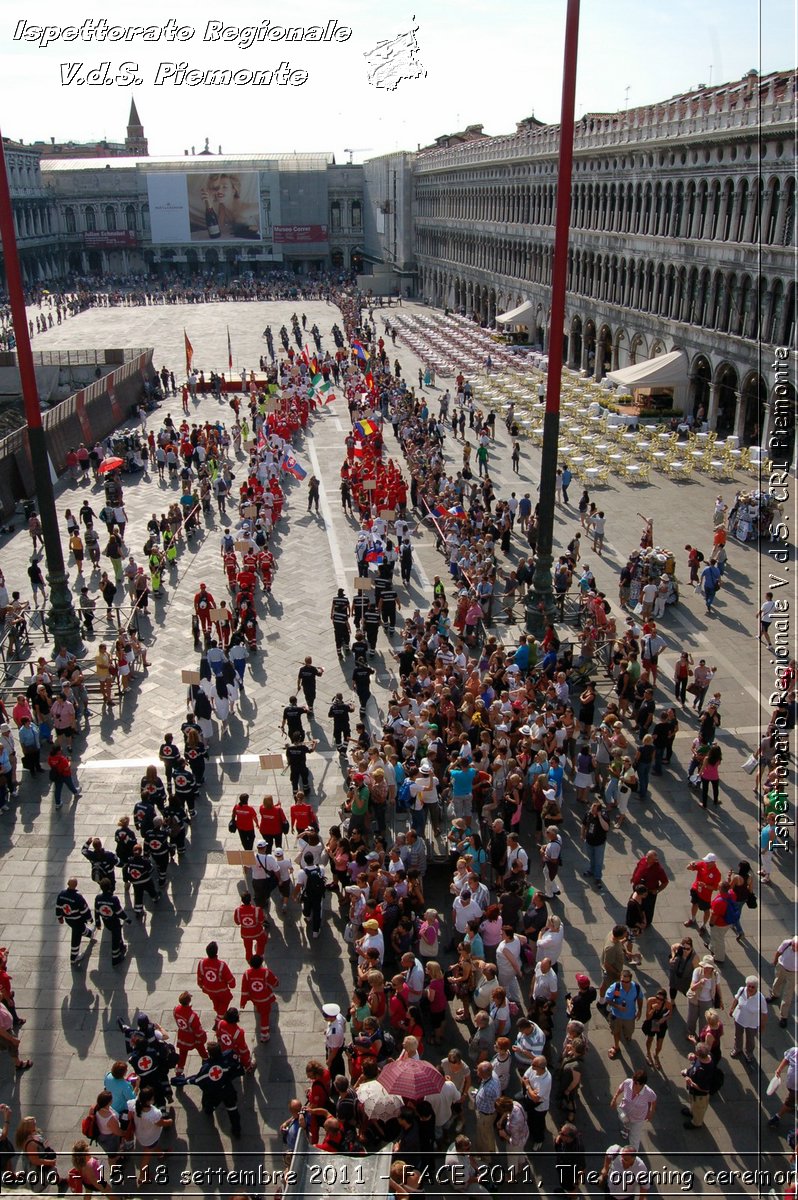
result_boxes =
[526,0,581,635]
[0,132,82,650]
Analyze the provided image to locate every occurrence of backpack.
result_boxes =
[708,1066,724,1095]
[396,779,412,812]
[303,868,326,903]
[81,1106,97,1142]
[695,550,705,561]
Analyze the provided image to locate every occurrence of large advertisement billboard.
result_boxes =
[147,172,262,243]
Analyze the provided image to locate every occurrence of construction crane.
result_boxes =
[343,148,372,164]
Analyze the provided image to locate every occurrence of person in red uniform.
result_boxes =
[684,853,722,936]
[173,990,208,1074]
[216,1008,253,1072]
[233,893,269,960]
[237,565,257,596]
[290,791,318,835]
[231,793,258,851]
[196,941,236,1017]
[240,954,279,1043]
[194,583,216,633]
[257,795,288,851]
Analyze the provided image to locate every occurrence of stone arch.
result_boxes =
[613,327,627,370]
[713,361,739,438]
[570,315,583,369]
[629,333,647,365]
[739,371,768,448]
[690,354,712,419]
[596,323,612,379]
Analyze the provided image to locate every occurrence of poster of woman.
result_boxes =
[187,171,261,241]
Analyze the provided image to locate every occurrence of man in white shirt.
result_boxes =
[401,952,425,1006]
[532,958,559,1007]
[322,1002,347,1076]
[425,1076,461,1143]
[729,976,768,1061]
[611,1071,657,1149]
[506,834,529,879]
[599,1145,650,1198]
[452,890,483,936]
[768,936,798,1026]
[522,1056,552,1149]
[444,1134,491,1195]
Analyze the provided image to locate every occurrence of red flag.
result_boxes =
[184,330,193,377]
[227,326,233,370]
[365,371,375,391]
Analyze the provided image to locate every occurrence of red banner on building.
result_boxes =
[272,224,328,244]
[84,231,137,248]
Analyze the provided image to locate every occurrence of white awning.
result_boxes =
[496,300,534,326]
[607,350,688,389]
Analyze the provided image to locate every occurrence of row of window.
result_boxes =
[62,204,147,235]
[415,174,795,247]
[415,231,795,347]
[330,199,361,230]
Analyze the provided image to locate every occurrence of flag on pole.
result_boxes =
[447,504,467,519]
[365,371,375,391]
[282,453,307,481]
[227,326,233,370]
[318,379,333,393]
[310,373,324,390]
[322,391,337,405]
[351,339,368,362]
[184,330,193,377]
[354,419,378,439]
[364,549,384,564]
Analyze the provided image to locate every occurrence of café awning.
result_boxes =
[496,300,534,326]
[607,349,688,389]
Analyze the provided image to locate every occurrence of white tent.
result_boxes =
[607,350,688,389]
[496,300,534,327]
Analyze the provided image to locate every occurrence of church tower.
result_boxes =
[124,99,148,155]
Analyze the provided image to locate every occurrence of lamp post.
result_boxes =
[526,0,580,636]
[0,132,83,651]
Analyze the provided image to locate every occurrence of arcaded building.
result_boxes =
[409,70,796,447]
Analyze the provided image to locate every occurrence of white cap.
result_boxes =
[274,848,285,858]
[703,853,717,863]
[322,1003,341,1018]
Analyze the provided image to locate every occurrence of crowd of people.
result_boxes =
[0,286,793,1198]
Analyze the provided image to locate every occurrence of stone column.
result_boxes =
[706,381,721,431]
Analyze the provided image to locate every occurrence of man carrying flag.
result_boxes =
[282,454,307,482]
[184,331,193,379]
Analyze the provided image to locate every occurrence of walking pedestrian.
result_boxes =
[610,1069,657,1149]
[767,936,798,1028]
[55,877,96,966]
[729,976,767,1062]
[94,880,131,966]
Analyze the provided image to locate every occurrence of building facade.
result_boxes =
[1,108,365,285]
[410,69,796,447]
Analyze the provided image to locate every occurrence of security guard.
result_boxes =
[363,603,381,655]
[330,589,351,656]
[172,760,199,820]
[378,582,400,634]
[144,818,173,889]
[328,694,355,754]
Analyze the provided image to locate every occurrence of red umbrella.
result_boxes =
[378,1057,444,1100]
[98,457,125,474]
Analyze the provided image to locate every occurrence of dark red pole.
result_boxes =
[526,0,580,634]
[0,131,82,649]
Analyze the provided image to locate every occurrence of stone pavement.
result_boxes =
[0,297,789,1196]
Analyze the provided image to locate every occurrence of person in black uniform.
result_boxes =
[378,583,400,634]
[281,696,309,741]
[144,819,173,889]
[297,658,324,717]
[363,604,381,656]
[127,1032,175,1108]
[352,590,368,630]
[400,540,413,586]
[164,803,188,858]
[351,657,375,716]
[285,732,318,794]
[114,816,139,866]
[331,590,351,656]
[94,879,131,965]
[328,693,355,754]
[123,845,161,920]
[158,733,181,796]
[172,761,199,820]
[56,877,96,966]
[134,795,158,835]
[177,1041,243,1137]
[81,838,119,890]
[139,768,167,812]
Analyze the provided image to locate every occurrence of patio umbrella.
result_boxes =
[355,1080,403,1120]
[97,457,125,474]
[378,1057,444,1100]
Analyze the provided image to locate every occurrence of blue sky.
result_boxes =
[1,0,794,158]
